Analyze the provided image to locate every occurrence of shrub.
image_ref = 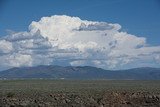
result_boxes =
[6,92,15,98]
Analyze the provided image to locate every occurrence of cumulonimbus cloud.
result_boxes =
[0,15,160,70]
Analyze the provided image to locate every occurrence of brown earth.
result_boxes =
[0,91,160,107]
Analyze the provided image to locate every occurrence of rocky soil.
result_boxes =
[0,91,160,107]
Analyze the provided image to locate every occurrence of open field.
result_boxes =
[0,80,160,107]
[0,80,160,93]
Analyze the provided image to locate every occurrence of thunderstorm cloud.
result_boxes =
[0,15,160,70]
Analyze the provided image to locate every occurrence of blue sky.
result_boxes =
[0,0,160,45]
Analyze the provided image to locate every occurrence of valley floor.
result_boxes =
[0,80,160,107]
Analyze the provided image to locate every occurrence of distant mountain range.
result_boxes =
[0,65,160,80]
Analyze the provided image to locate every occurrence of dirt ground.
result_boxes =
[0,91,160,107]
[0,80,160,107]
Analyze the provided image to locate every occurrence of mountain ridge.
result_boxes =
[0,65,160,80]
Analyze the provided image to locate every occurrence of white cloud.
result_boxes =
[0,15,160,70]
[0,53,32,70]
[0,40,13,54]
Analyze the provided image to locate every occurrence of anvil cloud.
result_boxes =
[0,15,160,70]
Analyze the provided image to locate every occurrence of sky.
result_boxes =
[0,0,160,70]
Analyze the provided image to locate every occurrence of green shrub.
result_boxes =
[6,92,15,98]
